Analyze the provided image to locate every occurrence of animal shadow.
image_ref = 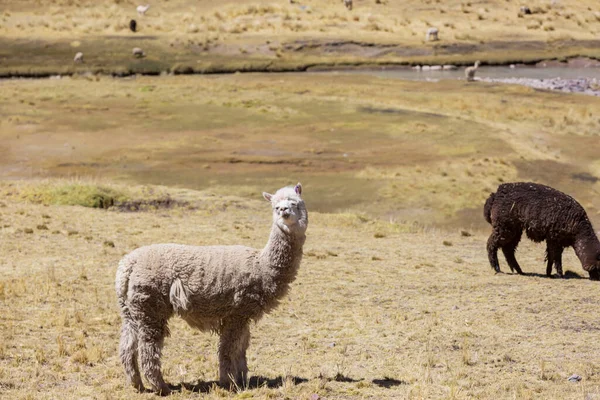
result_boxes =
[332,373,362,383]
[172,374,404,393]
[520,270,586,280]
[372,377,409,388]
[175,375,309,393]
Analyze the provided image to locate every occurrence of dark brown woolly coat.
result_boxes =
[484,182,600,279]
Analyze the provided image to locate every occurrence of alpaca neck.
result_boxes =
[255,223,304,304]
[573,226,600,269]
[260,224,305,273]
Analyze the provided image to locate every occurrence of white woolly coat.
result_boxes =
[115,186,307,331]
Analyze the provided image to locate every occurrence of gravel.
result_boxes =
[481,77,600,96]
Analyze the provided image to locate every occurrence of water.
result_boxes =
[324,66,600,81]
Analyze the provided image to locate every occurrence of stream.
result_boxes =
[332,66,600,96]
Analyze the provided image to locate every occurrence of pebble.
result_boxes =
[568,374,582,382]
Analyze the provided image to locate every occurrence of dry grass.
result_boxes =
[2,0,599,42]
[2,71,600,398]
[1,0,600,75]
[2,179,600,399]
[1,73,599,228]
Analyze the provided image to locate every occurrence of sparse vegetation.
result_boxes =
[1,179,600,398]
[1,0,600,75]
[1,1,600,398]
[19,181,126,209]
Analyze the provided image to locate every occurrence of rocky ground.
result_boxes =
[482,76,600,96]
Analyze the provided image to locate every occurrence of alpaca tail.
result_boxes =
[115,255,136,307]
[483,192,496,224]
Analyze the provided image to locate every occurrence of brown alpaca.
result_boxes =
[484,182,600,279]
[115,184,308,395]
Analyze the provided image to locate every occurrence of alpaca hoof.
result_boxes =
[157,385,171,396]
[131,380,145,393]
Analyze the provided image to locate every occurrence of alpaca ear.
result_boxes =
[263,192,273,202]
[294,183,302,196]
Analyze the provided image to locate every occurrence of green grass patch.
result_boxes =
[20,182,127,209]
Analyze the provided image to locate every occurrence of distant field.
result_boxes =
[1,0,600,75]
[1,73,599,228]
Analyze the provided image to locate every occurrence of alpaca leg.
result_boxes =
[119,318,145,392]
[545,242,555,277]
[554,247,564,277]
[138,323,170,396]
[487,230,502,273]
[501,232,523,275]
[545,243,563,277]
[545,249,554,277]
[218,318,250,389]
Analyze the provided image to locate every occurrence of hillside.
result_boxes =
[1,0,600,75]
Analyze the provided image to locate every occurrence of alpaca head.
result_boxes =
[583,246,600,276]
[474,60,481,68]
[263,183,307,235]
[574,232,600,277]
[582,250,600,280]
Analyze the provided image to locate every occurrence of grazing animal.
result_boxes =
[465,60,480,81]
[132,47,145,58]
[129,19,137,32]
[116,184,308,395]
[343,0,353,10]
[484,182,600,280]
[520,6,532,15]
[73,52,83,63]
[425,27,439,41]
[137,4,150,16]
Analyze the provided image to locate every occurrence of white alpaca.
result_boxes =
[137,4,150,16]
[73,52,83,63]
[465,60,481,81]
[426,27,439,41]
[132,47,145,58]
[116,184,308,395]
